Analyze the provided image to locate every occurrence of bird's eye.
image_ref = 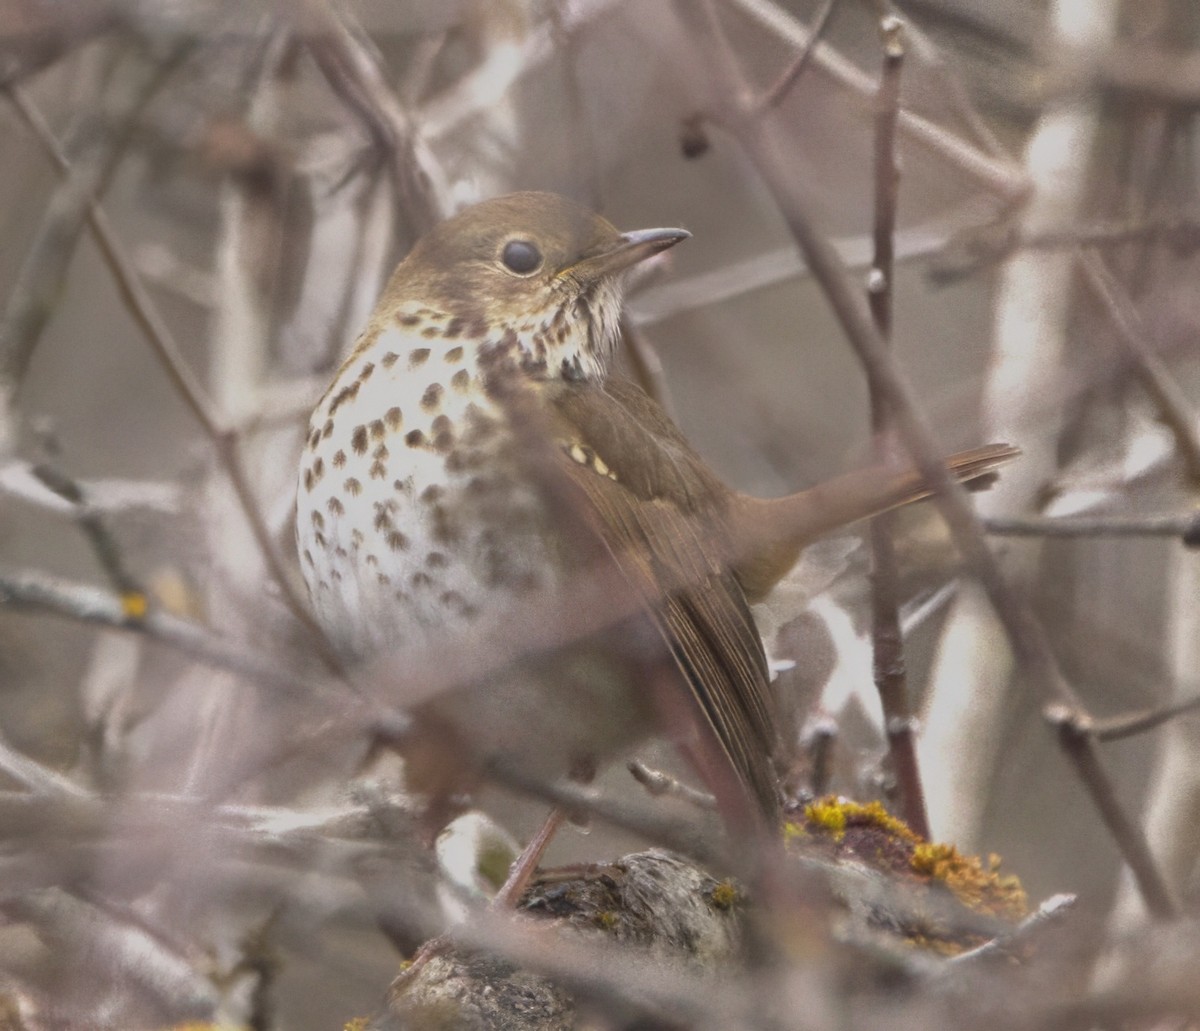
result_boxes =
[501,239,542,275]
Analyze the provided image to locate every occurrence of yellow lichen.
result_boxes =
[709,879,739,910]
[343,1020,370,1031]
[802,796,919,846]
[120,590,149,620]
[594,910,618,931]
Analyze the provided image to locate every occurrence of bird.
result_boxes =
[295,190,1015,837]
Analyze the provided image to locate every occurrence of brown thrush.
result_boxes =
[296,191,1014,827]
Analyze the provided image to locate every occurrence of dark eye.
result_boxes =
[501,239,542,274]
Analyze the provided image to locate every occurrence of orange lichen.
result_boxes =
[910,842,1028,921]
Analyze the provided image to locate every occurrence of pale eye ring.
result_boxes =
[501,239,543,275]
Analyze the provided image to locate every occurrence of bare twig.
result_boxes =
[627,760,718,810]
[1090,694,1200,743]
[28,463,145,606]
[948,892,1077,965]
[754,0,839,113]
[1076,249,1200,484]
[864,15,929,841]
[691,2,1176,918]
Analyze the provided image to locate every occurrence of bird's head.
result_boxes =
[380,191,689,379]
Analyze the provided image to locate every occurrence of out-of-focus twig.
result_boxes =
[0,565,330,701]
[0,42,188,450]
[723,0,1030,202]
[2,889,220,1021]
[5,83,345,674]
[1089,694,1200,743]
[928,213,1200,284]
[279,0,448,236]
[985,512,1200,545]
[1077,249,1200,485]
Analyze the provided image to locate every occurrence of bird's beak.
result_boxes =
[560,227,690,283]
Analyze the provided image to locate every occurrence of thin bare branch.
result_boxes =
[864,14,929,840]
[754,0,839,113]
[1077,248,1200,485]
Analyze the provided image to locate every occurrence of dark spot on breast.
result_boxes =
[409,348,431,368]
[307,428,320,450]
[421,326,439,339]
[328,496,344,515]
[333,449,346,468]
[431,415,455,452]
[373,443,389,460]
[500,328,519,349]
[365,554,377,567]
[357,362,375,383]
[426,551,448,568]
[313,531,327,548]
[303,549,314,566]
[444,317,464,338]
[328,380,360,415]
[451,369,470,391]
[374,509,392,531]
[370,419,386,439]
[322,418,334,438]
[393,479,410,493]
[345,478,362,496]
[411,571,433,588]
[444,346,464,363]
[439,590,468,612]
[382,351,400,368]
[377,573,391,585]
[430,504,461,544]
[309,458,322,483]
[465,316,488,339]
[421,484,444,503]
[399,313,421,327]
[369,460,387,479]
[421,383,443,411]
[387,531,409,551]
[385,406,403,429]
[351,529,364,546]
[336,546,348,558]
[303,469,314,491]
[405,429,425,448]
[310,510,325,530]
[351,426,368,454]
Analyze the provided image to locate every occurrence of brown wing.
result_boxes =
[543,377,781,822]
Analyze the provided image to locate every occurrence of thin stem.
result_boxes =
[864,15,929,841]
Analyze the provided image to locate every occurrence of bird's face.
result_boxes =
[382,191,688,378]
